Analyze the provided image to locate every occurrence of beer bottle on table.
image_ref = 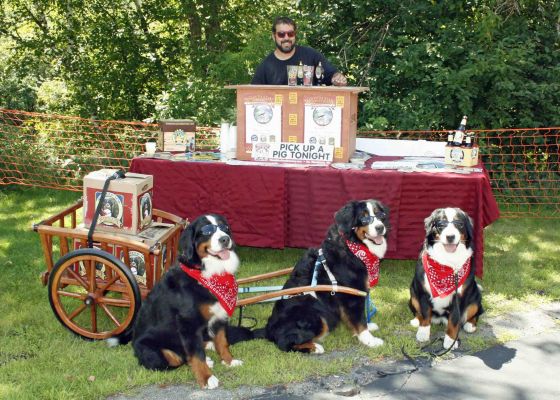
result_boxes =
[297,61,304,86]
[464,133,474,148]
[452,115,468,146]
[315,62,324,86]
[446,132,454,146]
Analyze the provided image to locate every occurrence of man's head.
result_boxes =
[272,16,296,54]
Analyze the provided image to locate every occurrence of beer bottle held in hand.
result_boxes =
[315,62,324,86]
[452,115,468,146]
[297,61,304,86]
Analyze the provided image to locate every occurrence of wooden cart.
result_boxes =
[33,199,186,340]
[34,200,366,340]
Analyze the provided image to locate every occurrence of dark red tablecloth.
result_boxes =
[130,158,500,277]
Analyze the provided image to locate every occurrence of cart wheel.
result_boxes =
[48,248,141,340]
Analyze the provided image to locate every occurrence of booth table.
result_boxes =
[130,158,500,277]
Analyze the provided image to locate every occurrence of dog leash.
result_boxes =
[377,273,462,377]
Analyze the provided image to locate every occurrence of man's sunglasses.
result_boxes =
[360,212,386,225]
[276,31,295,39]
[435,220,464,230]
[200,224,230,236]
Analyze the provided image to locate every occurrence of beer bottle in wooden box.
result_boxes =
[452,115,468,146]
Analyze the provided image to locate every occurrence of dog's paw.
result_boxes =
[463,322,477,333]
[206,356,214,369]
[205,342,216,352]
[410,318,420,328]
[358,330,384,348]
[443,334,459,350]
[416,326,430,342]
[313,343,325,354]
[367,322,379,331]
[205,375,219,390]
[222,359,243,367]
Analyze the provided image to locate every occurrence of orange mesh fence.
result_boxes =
[358,128,560,218]
[1,109,558,218]
[0,109,218,191]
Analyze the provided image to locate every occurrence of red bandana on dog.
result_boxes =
[180,264,238,317]
[422,252,471,298]
[345,240,380,288]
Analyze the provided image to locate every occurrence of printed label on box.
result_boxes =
[96,192,125,228]
[139,192,153,230]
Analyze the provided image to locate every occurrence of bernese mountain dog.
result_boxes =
[108,214,242,389]
[409,207,483,350]
[259,199,390,353]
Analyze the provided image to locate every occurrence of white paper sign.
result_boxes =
[304,105,342,147]
[252,142,333,163]
[245,103,282,145]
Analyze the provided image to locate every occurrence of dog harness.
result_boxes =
[311,248,338,296]
[345,240,380,288]
[422,251,471,298]
[180,263,238,317]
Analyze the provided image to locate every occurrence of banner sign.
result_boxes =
[252,142,333,164]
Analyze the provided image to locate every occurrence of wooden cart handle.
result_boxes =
[237,267,294,285]
[236,284,366,307]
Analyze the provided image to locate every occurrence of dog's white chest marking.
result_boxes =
[422,273,463,314]
[207,302,228,338]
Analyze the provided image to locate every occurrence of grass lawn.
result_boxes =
[1,187,559,399]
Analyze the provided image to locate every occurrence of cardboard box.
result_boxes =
[73,222,175,287]
[83,169,153,235]
[159,119,196,152]
[445,145,479,167]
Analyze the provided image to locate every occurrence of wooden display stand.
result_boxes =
[225,85,368,163]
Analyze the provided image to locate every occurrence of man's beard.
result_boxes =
[276,40,294,54]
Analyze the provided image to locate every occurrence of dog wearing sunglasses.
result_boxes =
[258,199,389,353]
[108,214,242,389]
[409,207,483,349]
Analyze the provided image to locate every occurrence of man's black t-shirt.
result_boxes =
[251,46,338,85]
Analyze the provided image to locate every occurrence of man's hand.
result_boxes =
[331,72,347,86]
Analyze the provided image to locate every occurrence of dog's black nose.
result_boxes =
[219,235,231,247]
[446,234,455,243]
[375,225,384,234]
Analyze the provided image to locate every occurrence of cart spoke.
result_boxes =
[99,303,122,327]
[90,301,97,333]
[97,274,120,294]
[57,289,86,300]
[66,267,90,291]
[67,303,88,321]
[88,259,97,292]
[98,296,132,307]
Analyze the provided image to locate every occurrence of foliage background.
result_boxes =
[1,0,559,129]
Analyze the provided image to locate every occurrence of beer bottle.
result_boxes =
[452,115,468,146]
[315,62,324,86]
[297,61,304,86]
[446,131,454,146]
[464,133,474,148]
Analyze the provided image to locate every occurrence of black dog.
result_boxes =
[259,199,390,353]
[409,207,483,349]
[108,214,242,389]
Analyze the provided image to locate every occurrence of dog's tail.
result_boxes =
[226,326,267,345]
[106,329,133,348]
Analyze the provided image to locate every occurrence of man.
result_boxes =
[252,16,347,86]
